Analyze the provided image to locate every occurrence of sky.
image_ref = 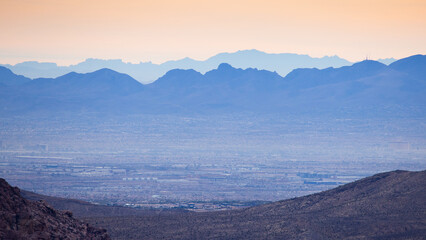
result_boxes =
[1,0,425,65]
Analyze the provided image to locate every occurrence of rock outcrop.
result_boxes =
[0,178,110,239]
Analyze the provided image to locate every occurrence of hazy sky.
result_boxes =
[1,0,425,65]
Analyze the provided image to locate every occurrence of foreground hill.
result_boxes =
[0,178,110,239]
[80,170,425,240]
[20,189,176,218]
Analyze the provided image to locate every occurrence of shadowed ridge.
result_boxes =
[0,66,31,86]
[141,63,284,113]
[203,63,245,81]
[1,55,425,116]
[148,68,203,88]
[216,62,234,70]
[85,170,426,240]
[23,68,144,97]
[0,178,110,239]
[204,63,283,84]
[389,54,426,80]
[20,189,170,218]
[350,59,386,70]
[283,59,388,89]
[251,170,424,213]
[90,67,125,75]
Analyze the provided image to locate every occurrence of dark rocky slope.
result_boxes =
[0,178,110,239]
[83,170,425,240]
[21,189,174,218]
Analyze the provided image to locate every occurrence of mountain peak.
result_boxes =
[389,54,426,68]
[151,68,203,87]
[236,49,264,54]
[389,54,426,80]
[23,68,144,100]
[352,59,386,67]
[217,63,234,70]
[91,68,120,75]
[0,66,31,86]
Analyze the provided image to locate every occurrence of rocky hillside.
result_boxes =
[0,178,110,239]
[84,170,425,240]
[21,189,167,218]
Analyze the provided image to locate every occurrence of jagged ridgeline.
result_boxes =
[0,50,353,83]
[0,54,425,117]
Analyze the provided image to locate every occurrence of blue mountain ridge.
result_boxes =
[1,50,352,83]
[0,66,31,86]
[0,55,424,116]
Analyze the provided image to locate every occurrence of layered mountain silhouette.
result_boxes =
[1,50,353,83]
[18,170,426,239]
[0,66,31,86]
[0,54,425,116]
[0,178,110,239]
[0,68,145,114]
[388,54,426,80]
[20,68,143,97]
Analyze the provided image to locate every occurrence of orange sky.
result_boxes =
[1,0,425,65]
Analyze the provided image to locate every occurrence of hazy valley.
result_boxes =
[2,0,425,238]
[1,53,425,239]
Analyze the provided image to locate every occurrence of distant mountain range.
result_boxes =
[0,66,31,86]
[0,50,382,83]
[19,170,426,239]
[0,54,424,117]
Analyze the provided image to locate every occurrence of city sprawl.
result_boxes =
[1,114,425,211]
